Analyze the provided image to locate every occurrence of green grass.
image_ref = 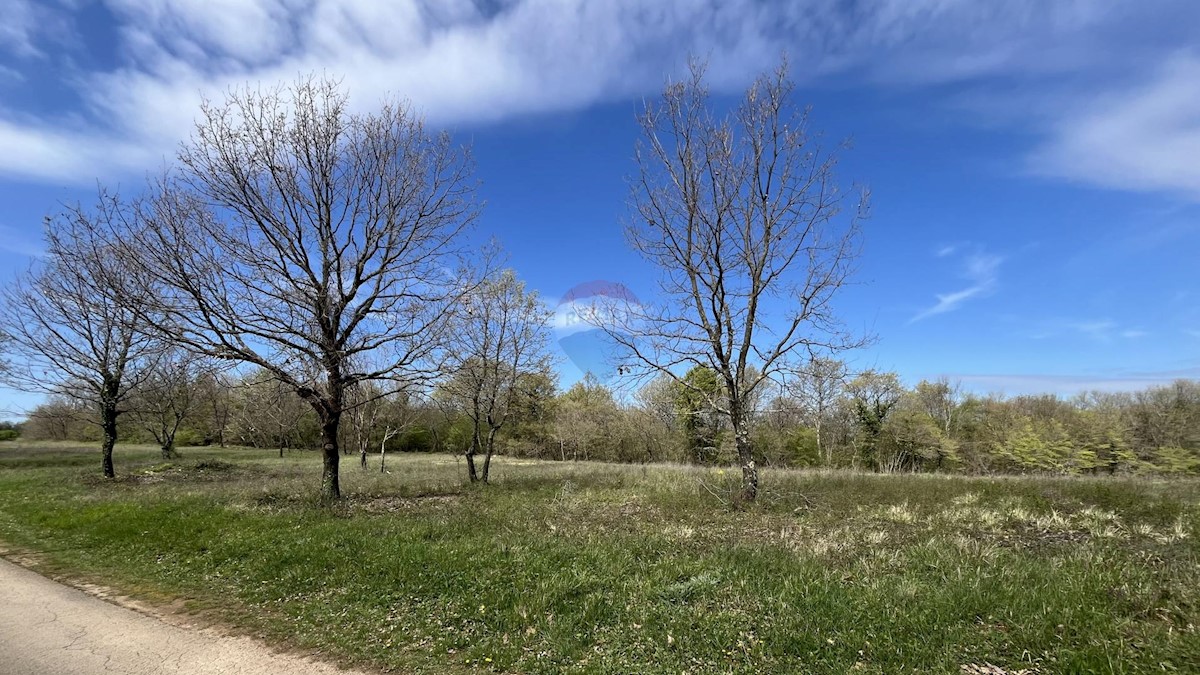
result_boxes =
[0,441,1197,674]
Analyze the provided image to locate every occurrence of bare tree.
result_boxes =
[787,357,847,465]
[19,395,91,441]
[345,381,386,468]
[343,381,414,471]
[232,370,312,456]
[0,196,158,478]
[632,374,682,462]
[440,269,553,483]
[914,377,962,436]
[134,76,479,499]
[600,59,867,501]
[130,348,212,459]
[553,374,622,462]
[377,417,406,473]
[193,370,234,447]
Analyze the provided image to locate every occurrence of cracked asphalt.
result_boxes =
[0,558,370,674]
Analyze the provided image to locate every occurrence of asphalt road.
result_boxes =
[0,557,368,674]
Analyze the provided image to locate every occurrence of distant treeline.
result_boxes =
[18,366,1200,476]
[0,421,19,442]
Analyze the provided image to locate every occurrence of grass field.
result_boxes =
[0,441,1197,674]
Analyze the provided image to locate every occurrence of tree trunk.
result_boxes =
[732,417,757,503]
[816,419,828,466]
[319,410,342,500]
[360,448,368,469]
[161,440,175,460]
[481,428,499,484]
[100,402,118,479]
[465,432,480,482]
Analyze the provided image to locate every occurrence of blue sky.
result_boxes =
[1,0,1199,417]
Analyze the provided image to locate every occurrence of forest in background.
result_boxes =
[14,368,1200,477]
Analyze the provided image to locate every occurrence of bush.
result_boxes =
[173,428,204,448]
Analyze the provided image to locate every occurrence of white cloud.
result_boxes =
[1029,319,1151,342]
[1068,319,1116,341]
[105,0,304,64]
[0,117,159,182]
[1,0,1198,193]
[7,0,819,182]
[1029,54,1200,199]
[911,249,1002,322]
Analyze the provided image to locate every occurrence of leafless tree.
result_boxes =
[632,374,681,462]
[232,371,311,456]
[440,269,553,483]
[133,76,479,499]
[130,348,213,459]
[19,395,90,441]
[599,58,868,501]
[787,357,847,464]
[193,370,233,447]
[345,381,386,467]
[377,422,405,473]
[343,381,414,471]
[914,377,963,436]
[0,196,158,477]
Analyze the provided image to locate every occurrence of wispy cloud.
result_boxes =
[1067,320,1116,341]
[1028,53,1200,200]
[0,1,1196,186]
[911,248,1002,322]
[1030,319,1149,342]
[0,0,44,58]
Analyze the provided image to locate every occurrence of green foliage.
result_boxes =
[675,366,724,464]
[552,374,626,462]
[754,426,819,468]
[1152,446,1200,475]
[845,370,905,469]
[394,427,435,453]
[173,428,204,448]
[13,365,1200,478]
[995,418,1075,473]
[879,405,958,472]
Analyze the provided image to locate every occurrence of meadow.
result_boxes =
[0,441,1196,674]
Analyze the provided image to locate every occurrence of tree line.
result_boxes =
[15,363,1200,477]
[2,61,1194,502]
